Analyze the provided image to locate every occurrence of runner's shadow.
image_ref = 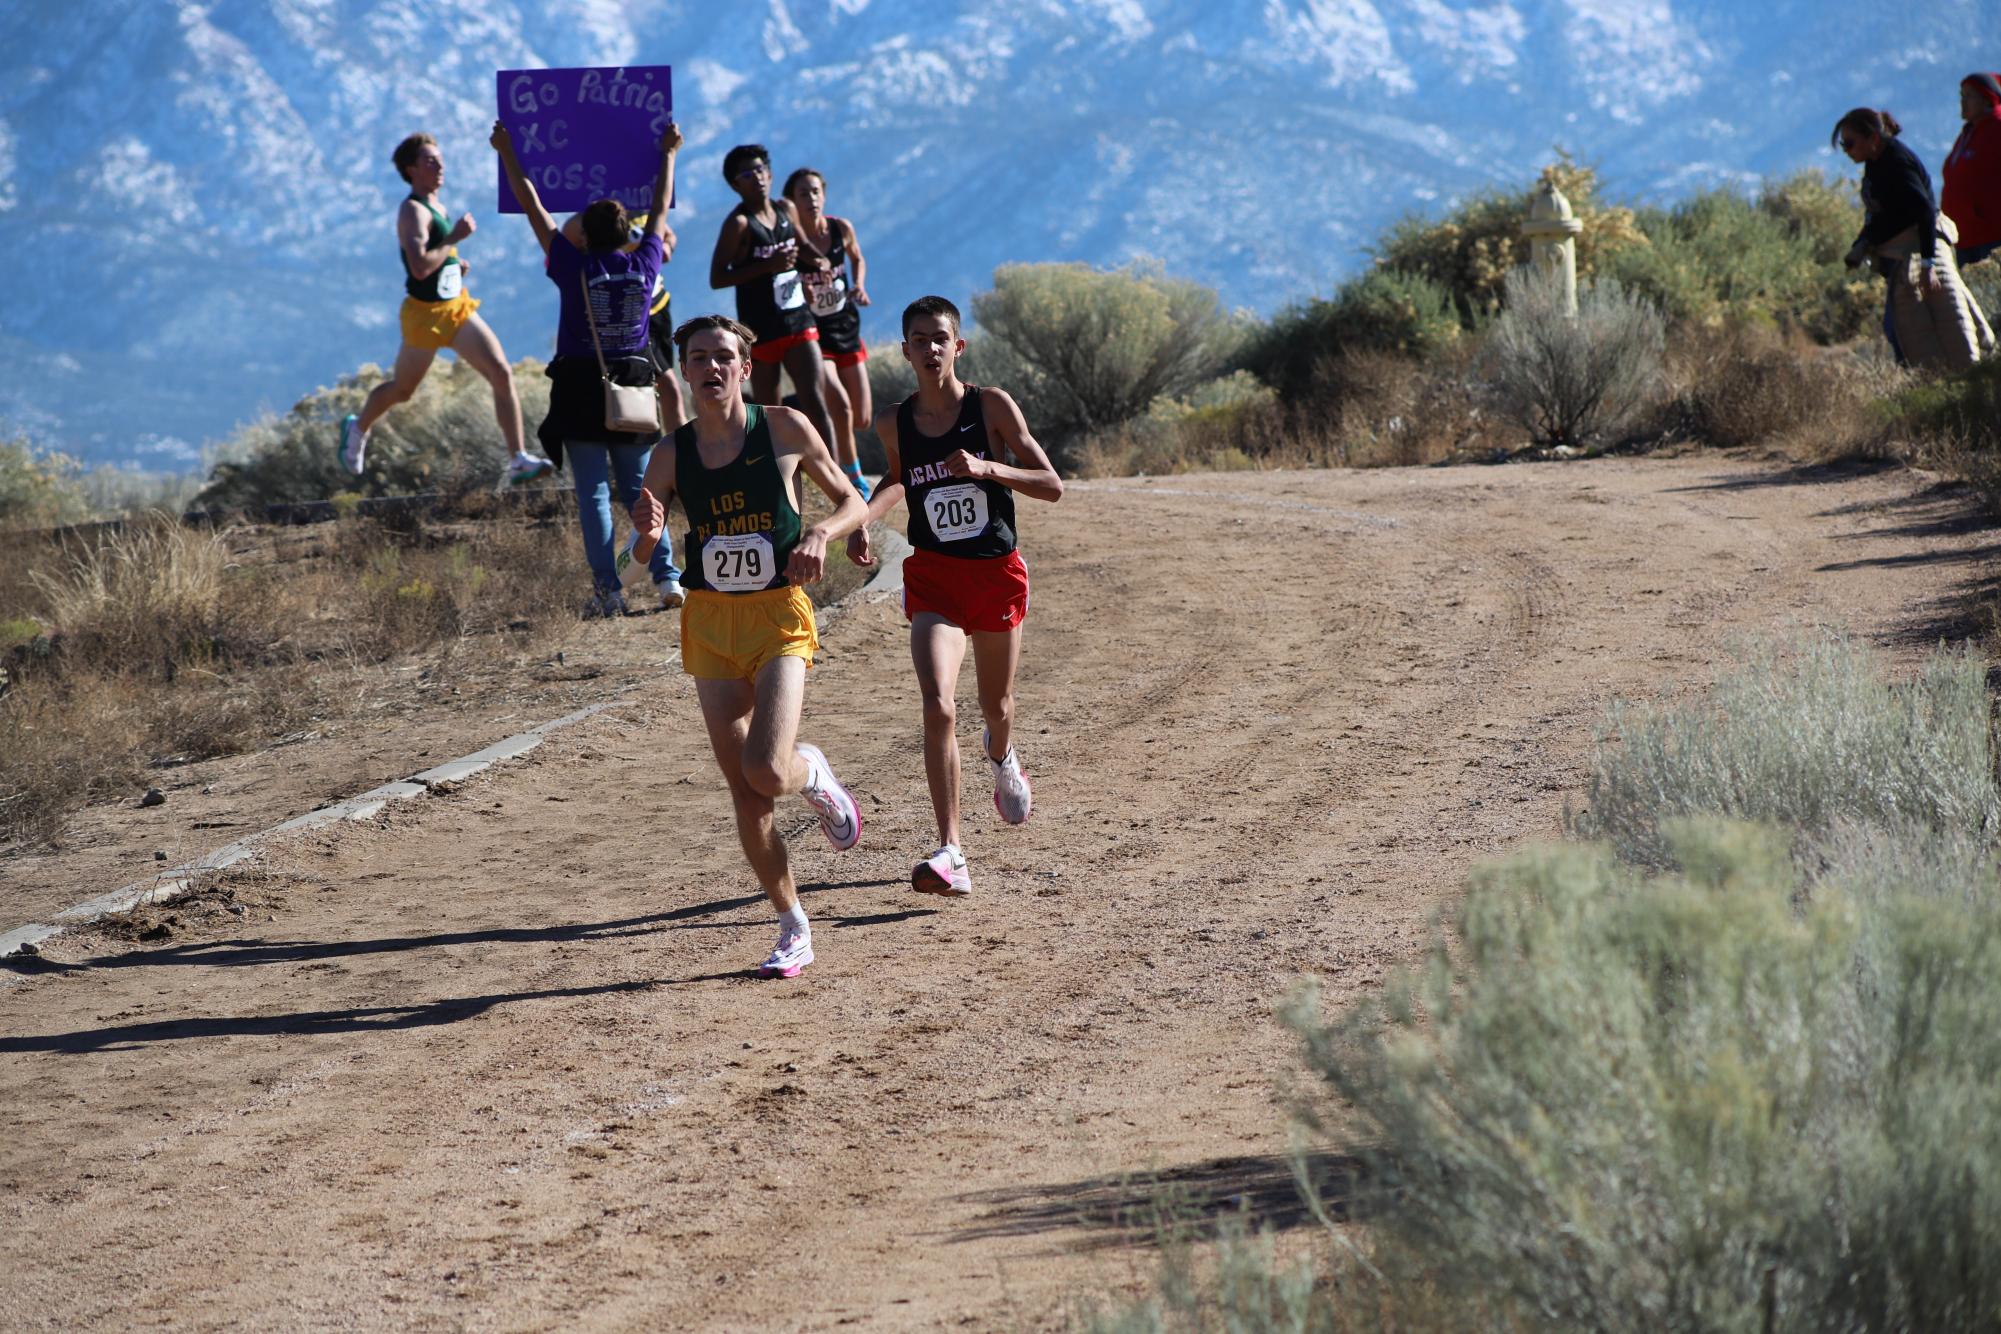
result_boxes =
[947,1150,1369,1248]
[47,878,902,973]
[1660,459,1902,494]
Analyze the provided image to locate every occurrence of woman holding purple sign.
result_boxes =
[493,119,687,616]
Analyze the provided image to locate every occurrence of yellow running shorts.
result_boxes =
[399,293,481,351]
[680,585,820,681]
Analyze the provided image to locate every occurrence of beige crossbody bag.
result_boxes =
[580,271,662,434]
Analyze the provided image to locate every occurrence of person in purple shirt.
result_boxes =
[492,120,686,615]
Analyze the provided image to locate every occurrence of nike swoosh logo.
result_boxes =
[743,456,765,465]
[959,423,977,433]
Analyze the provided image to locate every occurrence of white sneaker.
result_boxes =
[758,926,813,978]
[913,844,971,896]
[985,726,1033,825]
[656,577,686,610]
[339,413,368,475]
[505,453,555,485]
[796,742,861,851]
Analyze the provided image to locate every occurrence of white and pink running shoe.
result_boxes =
[985,726,1032,825]
[796,742,861,851]
[912,844,971,897]
[758,926,813,978]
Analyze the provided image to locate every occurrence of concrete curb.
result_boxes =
[0,557,905,963]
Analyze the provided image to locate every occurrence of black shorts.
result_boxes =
[646,298,674,377]
[814,300,864,357]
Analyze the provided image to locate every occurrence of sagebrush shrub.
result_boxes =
[197,358,553,510]
[1243,267,1461,402]
[971,262,1245,456]
[0,437,90,530]
[1574,633,1999,868]
[1486,264,1664,445]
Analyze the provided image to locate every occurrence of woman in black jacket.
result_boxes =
[1834,107,1983,370]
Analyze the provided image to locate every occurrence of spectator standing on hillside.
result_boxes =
[785,167,875,500]
[1944,73,2001,270]
[1835,108,1985,372]
[707,146,845,492]
[341,133,555,486]
[492,120,686,616]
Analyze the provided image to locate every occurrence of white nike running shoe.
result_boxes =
[912,844,971,896]
[796,742,861,851]
[339,413,368,475]
[985,725,1033,825]
[758,926,813,978]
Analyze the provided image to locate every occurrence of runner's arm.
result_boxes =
[770,408,868,585]
[490,122,556,256]
[945,389,1063,502]
[847,412,904,567]
[646,124,681,243]
[397,201,456,280]
[842,219,870,306]
[781,199,830,273]
[630,441,679,565]
[709,214,790,288]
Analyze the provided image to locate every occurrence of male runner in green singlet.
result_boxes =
[629,315,869,978]
[340,132,554,486]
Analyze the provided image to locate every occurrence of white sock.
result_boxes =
[779,904,809,934]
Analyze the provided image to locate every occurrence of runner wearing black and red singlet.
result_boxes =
[708,145,843,484]
[847,295,1064,899]
[785,166,873,499]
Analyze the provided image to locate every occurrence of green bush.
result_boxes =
[1486,264,1664,446]
[1607,176,1876,343]
[1574,633,1999,867]
[970,262,1246,458]
[1376,157,1646,325]
[1243,267,1460,402]
[0,437,90,530]
[197,358,551,510]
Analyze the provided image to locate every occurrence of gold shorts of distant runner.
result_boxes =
[680,585,820,681]
[399,293,482,351]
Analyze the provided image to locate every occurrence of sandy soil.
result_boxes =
[1,455,1994,1331]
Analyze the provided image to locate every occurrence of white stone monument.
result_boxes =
[1523,181,1583,316]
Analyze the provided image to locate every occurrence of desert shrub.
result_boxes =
[970,262,1247,460]
[0,437,90,530]
[1888,355,2001,454]
[1377,156,1646,324]
[197,357,552,511]
[1656,321,1899,456]
[1070,372,1278,477]
[1485,264,1664,446]
[1574,633,1998,869]
[1607,176,1876,343]
[1962,257,2001,334]
[1289,813,2001,1333]
[1242,267,1461,402]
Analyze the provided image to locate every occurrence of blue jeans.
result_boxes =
[567,441,677,592]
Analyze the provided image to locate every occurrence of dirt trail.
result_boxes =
[2,456,1994,1331]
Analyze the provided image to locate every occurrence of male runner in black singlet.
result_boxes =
[629,315,869,978]
[708,145,843,486]
[848,296,1063,897]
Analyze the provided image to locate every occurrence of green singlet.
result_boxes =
[675,405,802,594]
[401,198,462,301]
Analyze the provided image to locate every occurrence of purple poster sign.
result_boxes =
[494,65,674,214]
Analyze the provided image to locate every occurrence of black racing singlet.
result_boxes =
[897,386,1018,559]
[802,218,861,352]
[732,207,814,343]
[402,198,463,302]
[675,405,803,593]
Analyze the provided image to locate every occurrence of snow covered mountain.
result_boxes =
[1,0,1995,468]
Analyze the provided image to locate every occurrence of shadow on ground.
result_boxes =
[949,1150,1367,1248]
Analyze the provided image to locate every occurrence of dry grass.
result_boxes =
[0,507,584,848]
[1653,321,1902,460]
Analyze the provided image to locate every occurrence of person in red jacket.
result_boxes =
[1944,73,2001,268]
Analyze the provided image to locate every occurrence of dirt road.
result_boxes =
[2,456,1993,1330]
